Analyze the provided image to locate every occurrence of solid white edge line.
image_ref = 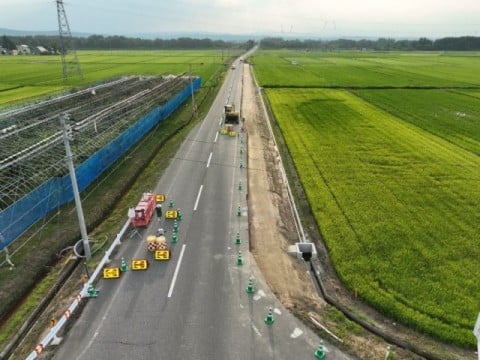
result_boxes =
[193,184,203,211]
[206,152,213,168]
[167,244,187,298]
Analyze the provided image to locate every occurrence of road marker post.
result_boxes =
[264,307,275,325]
[120,257,129,272]
[314,340,326,359]
[246,278,255,294]
[87,284,99,298]
[236,251,244,266]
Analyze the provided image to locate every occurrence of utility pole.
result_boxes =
[56,0,83,80]
[60,114,91,260]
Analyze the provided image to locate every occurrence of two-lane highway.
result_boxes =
[52,61,353,360]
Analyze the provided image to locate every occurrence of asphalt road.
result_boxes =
[51,60,354,360]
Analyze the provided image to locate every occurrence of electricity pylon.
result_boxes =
[56,0,83,81]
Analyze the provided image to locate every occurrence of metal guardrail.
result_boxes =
[24,217,131,360]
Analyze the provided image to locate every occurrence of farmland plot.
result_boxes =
[266,87,480,346]
[253,50,480,88]
[0,50,230,108]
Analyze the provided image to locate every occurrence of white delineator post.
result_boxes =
[474,312,480,360]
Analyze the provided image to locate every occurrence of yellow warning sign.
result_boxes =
[229,131,237,137]
[103,267,120,279]
[155,194,165,203]
[154,250,170,260]
[131,259,148,270]
[165,210,178,219]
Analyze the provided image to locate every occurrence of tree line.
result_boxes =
[1,34,255,51]
[3,33,479,52]
[260,36,480,51]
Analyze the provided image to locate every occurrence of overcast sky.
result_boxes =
[1,0,479,38]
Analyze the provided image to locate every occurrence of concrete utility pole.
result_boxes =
[60,114,91,260]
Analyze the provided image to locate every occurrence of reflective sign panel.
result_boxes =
[154,250,170,260]
[165,210,178,219]
[103,267,120,279]
[131,259,148,270]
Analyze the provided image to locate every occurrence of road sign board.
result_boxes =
[165,210,178,219]
[103,267,120,279]
[155,194,165,203]
[154,250,170,260]
[131,259,148,270]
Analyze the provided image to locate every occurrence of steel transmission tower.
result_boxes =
[56,0,83,81]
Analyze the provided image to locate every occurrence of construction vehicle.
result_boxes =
[132,192,156,227]
[146,228,168,252]
[224,104,239,124]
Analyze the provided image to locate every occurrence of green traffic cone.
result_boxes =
[240,161,243,169]
[120,257,128,272]
[235,232,241,245]
[177,209,183,221]
[236,251,244,266]
[87,284,99,298]
[238,181,242,191]
[240,147,243,154]
[264,307,275,325]
[246,278,255,294]
[169,199,174,208]
[314,340,326,360]
[237,206,241,217]
[173,220,179,232]
[171,233,178,243]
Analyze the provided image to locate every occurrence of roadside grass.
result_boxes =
[265,87,480,346]
[0,56,228,351]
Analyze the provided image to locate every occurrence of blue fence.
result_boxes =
[0,77,201,251]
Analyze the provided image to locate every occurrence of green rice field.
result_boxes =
[254,50,480,347]
[0,50,235,108]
